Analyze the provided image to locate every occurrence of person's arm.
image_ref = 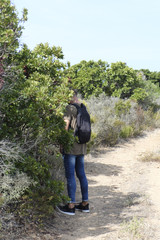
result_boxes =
[60,113,71,154]
[59,119,69,154]
[64,118,70,131]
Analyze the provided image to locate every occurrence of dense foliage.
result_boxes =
[66,60,109,98]
[139,69,160,85]
[0,0,74,227]
[67,60,160,107]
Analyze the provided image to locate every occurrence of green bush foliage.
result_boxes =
[66,60,109,98]
[0,0,73,224]
[66,60,160,109]
[139,68,160,85]
[0,0,28,58]
[0,47,73,217]
[105,62,145,99]
[120,125,134,138]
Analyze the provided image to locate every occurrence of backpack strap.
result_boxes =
[69,103,81,138]
[70,103,81,108]
[68,103,79,132]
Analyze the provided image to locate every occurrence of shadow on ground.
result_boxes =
[50,160,143,240]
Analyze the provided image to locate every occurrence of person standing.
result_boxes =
[57,91,90,215]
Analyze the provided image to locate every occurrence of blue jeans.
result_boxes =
[63,154,88,203]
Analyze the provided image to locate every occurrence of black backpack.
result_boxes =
[71,103,91,144]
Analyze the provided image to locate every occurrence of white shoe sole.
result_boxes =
[56,206,75,216]
[75,208,90,213]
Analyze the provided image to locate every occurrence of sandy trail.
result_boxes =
[52,128,160,240]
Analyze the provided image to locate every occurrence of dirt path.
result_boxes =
[50,128,160,240]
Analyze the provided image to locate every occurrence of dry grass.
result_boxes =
[140,151,160,163]
[118,216,155,240]
[85,94,160,149]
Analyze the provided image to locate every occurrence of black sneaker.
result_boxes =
[75,203,90,213]
[56,204,75,216]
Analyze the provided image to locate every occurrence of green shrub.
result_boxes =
[105,62,145,98]
[130,88,148,103]
[15,154,67,202]
[66,60,109,99]
[120,125,134,138]
[15,180,68,224]
[115,99,131,117]
[0,141,67,228]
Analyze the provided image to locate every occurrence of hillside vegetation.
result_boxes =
[1,0,160,238]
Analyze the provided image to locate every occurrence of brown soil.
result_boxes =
[19,129,160,240]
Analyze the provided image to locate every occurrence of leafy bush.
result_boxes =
[0,0,28,58]
[66,60,109,99]
[105,62,145,98]
[0,43,74,215]
[120,125,134,138]
[0,140,68,234]
[0,1,73,227]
